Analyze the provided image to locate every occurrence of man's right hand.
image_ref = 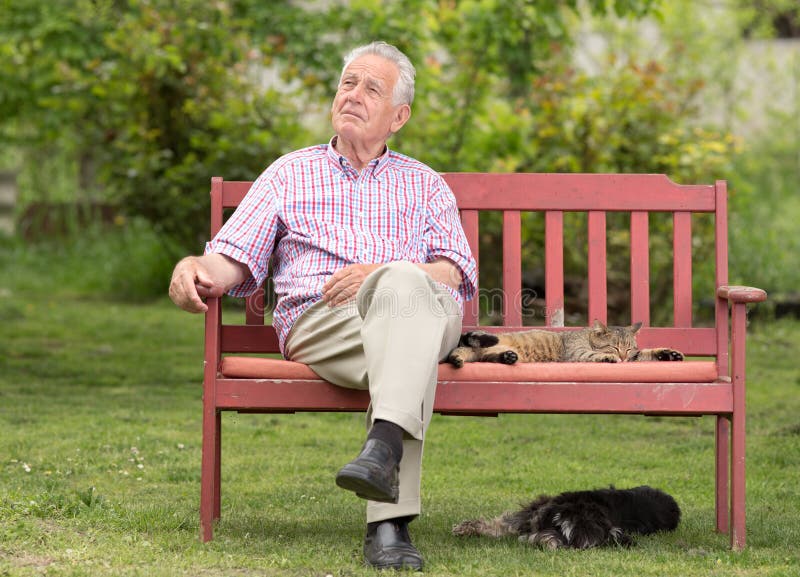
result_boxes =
[169,256,222,313]
[169,254,250,313]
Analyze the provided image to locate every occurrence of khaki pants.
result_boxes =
[284,261,463,522]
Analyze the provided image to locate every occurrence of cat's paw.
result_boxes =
[463,330,499,348]
[446,352,465,368]
[499,351,518,364]
[599,354,621,363]
[654,348,684,361]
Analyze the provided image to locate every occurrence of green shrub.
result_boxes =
[728,109,800,296]
[466,55,739,325]
[103,218,183,302]
[4,217,181,302]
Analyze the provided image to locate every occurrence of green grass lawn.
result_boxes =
[1,245,799,576]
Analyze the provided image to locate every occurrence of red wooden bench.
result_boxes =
[200,174,766,549]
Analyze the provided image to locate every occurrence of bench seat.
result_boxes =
[217,358,724,415]
[221,356,718,383]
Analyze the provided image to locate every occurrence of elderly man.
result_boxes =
[169,41,477,570]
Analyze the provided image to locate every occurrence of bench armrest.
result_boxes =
[717,285,767,304]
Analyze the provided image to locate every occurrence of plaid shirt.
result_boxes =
[206,139,477,354]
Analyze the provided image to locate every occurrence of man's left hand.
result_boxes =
[322,259,462,307]
[321,263,382,307]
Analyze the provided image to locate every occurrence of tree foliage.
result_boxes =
[1,0,667,248]
[2,0,755,316]
[738,0,800,38]
[1,0,320,247]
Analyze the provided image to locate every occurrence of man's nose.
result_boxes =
[346,82,365,102]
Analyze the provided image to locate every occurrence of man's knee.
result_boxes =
[374,261,428,287]
[358,261,435,317]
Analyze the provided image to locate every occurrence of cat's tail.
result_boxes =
[460,330,499,348]
[452,514,518,539]
[448,331,503,367]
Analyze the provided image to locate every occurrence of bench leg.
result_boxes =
[730,407,746,550]
[716,411,746,550]
[715,415,730,534]
[214,412,222,520]
[200,408,221,542]
[729,302,748,550]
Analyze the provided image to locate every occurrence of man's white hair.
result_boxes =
[341,41,416,106]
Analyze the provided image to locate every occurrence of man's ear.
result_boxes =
[390,104,411,134]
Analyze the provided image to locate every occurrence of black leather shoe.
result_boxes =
[335,438,399,503]
[364,519,424,571]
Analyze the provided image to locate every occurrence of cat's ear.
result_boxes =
[631,321,643,334]
[592,319,608,334]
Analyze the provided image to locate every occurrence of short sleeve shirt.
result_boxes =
[206,138,478,354]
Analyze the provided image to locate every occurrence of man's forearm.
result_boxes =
[169,253,251,313]
[196,253,251,293]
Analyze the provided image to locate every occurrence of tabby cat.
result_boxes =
[446,320,684,367]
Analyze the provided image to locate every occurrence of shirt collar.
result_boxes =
[327,136,391,180]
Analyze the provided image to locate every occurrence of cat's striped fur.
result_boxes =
[447,321,684,367]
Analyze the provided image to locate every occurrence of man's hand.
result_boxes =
[321,263,382,307]
[321,259,462,307]
[169,254,247,313]
[417,257,462,291]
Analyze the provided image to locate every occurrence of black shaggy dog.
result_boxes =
[453,486,680,549]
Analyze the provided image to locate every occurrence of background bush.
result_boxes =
[1,0,796,310]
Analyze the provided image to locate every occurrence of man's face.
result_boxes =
[331,54,410,149]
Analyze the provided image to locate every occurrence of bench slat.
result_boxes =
[214,378,731,415]
[545,211,564,327]
[220,325,281,353]
[218,180,251,207]
[503,211,522,326]
[442,173,717,211]
[630,211,651,325]
[433,381,732,415]
[217,176,717,212]
[588,211,607,323]
[222,356,718,382]
[460,209,480,326]
[218,324,720,356]
[715,180,730,377]
[245,288,265,325]
[674,211,693,326]
[210,177,225,235]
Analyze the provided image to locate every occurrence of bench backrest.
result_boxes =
[208,174,729,376]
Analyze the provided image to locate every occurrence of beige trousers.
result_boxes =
[284,261,463,522]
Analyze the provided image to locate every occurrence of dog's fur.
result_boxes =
[453,485,680,549]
